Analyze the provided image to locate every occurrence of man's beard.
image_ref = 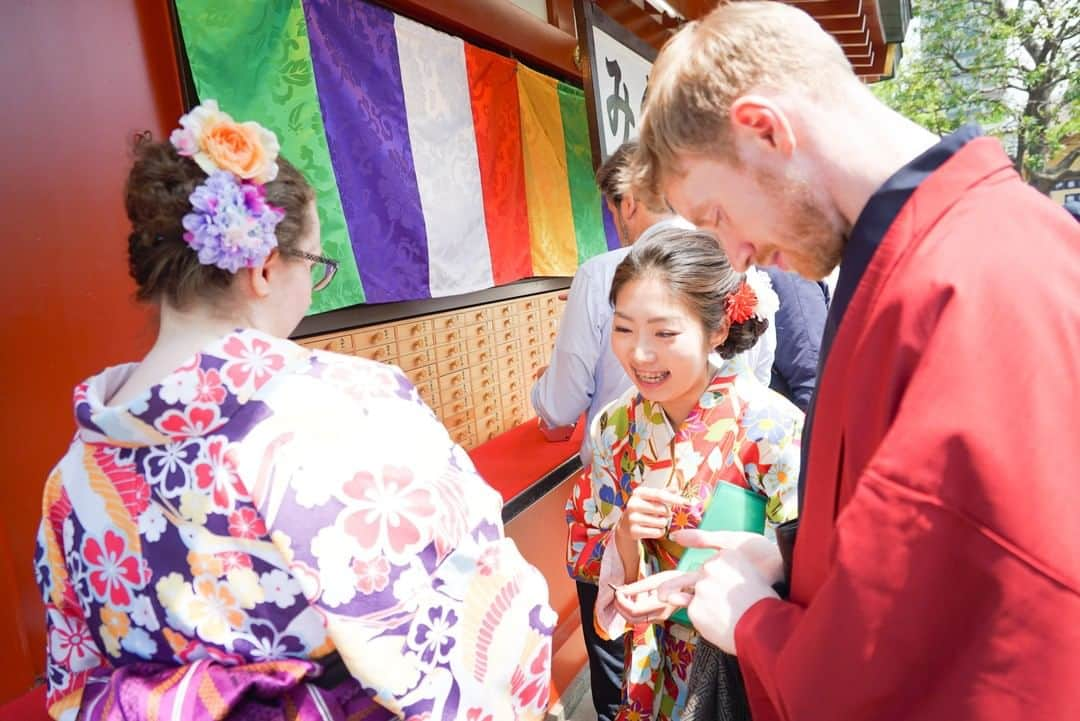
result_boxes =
[755,171,846,281]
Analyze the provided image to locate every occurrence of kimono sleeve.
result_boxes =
[740,395,802,530]
[253,362,556,721]
[565,402,629,584]
[35,490,108,721]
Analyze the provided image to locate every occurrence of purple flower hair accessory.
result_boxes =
[181,170,285,272]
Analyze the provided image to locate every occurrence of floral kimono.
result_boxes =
[566,364,802,721]
[35,329,555,721]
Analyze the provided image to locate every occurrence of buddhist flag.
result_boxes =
[175,0,610,313]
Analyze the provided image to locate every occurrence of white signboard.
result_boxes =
[590,25,654,161]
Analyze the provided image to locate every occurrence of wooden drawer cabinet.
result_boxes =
[398,348,435,372]
[466,346,493,366]
[470,373,497,394]
[300,285,570,449]
[493,352,521,373]
[449,426,474,448]
[494,339,519,358]
[432,327,463,346]
[433,341,465,362]
[464,321,491,340]
[501,389,526,412]
[465,334,492,354]
[499,375,524,397]
[473,387,499,408]
[523,356,545,377]
[414,380,439,408]
[503,402,528,426]
[442,408,472,431]
[472,398,500,419]
[395,337,428,357]
[514,297,540,315]
[438,369,469,395]
[463,307,490,324]
[441,397,470,418]
[441,384,468,406]
[475,412,502,437]
[303,334,353,354]
[431,313,464,332]
[436,356,467,378]
[498,363,523,387]
[394,320,432,343]
[353,325,395,349]
[353,343,394,363]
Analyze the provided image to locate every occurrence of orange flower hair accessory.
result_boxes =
[725,281,758,324]
[169,99,279,183]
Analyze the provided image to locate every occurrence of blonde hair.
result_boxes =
[632,0,855,208]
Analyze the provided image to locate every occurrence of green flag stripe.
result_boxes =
[174,0,364,313]
[557,82,608,266]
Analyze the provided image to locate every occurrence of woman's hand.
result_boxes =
[612,486,686,582]
[610,570,688,625]
[616,486,686,542]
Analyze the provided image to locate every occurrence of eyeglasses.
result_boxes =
[280,248,339,291]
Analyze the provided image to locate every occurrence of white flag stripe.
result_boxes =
[395,16,494,297]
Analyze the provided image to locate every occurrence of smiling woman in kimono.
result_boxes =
[566,228,802,721]
[33,101,554,721]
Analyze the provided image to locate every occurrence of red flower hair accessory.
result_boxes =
[725,281,758,324]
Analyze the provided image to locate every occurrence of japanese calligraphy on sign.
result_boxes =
[587,24,654,162]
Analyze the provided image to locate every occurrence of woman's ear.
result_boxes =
[237,250,278,300]
[709,316,731,351]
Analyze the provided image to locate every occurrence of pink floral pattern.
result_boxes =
[82,529,146,608]
[220,335,285,396]
[351,557,390,594]
[341,466,437,559]
[193,437,246,512]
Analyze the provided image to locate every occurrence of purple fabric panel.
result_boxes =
[303,0,430,302]
[601,198,621,251]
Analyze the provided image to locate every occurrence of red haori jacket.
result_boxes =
[735,138,1080,720]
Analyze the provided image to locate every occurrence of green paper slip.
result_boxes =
[670,482,767,627]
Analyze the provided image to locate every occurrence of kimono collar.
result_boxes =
[74,328,306,447]
[827,124,982,356]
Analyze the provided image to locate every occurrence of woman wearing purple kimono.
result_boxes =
[34,101,555,721]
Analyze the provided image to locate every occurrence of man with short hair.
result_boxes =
[621,2,1080,719]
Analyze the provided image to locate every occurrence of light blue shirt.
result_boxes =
[531,220,776,464]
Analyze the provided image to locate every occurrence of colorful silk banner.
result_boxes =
[175,0,610,313]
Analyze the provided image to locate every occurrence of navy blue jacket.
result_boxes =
[763,266,828,411]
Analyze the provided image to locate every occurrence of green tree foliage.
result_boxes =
[873,0,1079,192]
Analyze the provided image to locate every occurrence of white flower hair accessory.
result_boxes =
[725,266,780,324]
[744,267,779,321]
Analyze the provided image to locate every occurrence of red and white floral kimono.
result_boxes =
[566,365,802,720]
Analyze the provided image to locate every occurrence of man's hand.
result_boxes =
[537,417,575,442]
[669,529,785,586]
